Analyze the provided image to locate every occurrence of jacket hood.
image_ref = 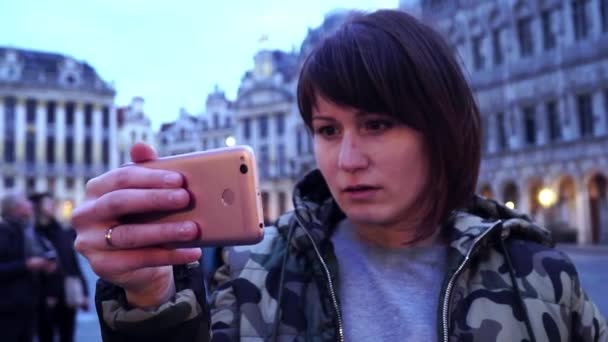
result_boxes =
[280,169,553,256]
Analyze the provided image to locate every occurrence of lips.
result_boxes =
[343,185,380,192]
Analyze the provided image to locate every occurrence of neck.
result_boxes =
[352,219,441,248]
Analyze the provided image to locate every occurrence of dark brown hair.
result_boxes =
[297,10,481,239]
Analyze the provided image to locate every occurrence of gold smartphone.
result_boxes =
[123,146,265,247]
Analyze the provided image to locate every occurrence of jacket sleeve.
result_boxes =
[569,260,607,341]
[0,229,28,279]
[208,248,240,341]
[96,262,211,342]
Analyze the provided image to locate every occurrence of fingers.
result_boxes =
[73,188,190,224]
[75,221,200,251]
[86,166,184,199]
[88,248,201,277]
[130,142,158,163]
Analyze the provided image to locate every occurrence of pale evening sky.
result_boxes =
[0,0,401,129]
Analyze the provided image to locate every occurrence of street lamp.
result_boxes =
[61,200,73,221]
[225,136,236,147]
[505,201,515,210]
[538,188,557,208]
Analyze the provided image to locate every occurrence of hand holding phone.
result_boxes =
[127,146,265,247]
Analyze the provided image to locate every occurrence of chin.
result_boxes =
[341,206,395,226]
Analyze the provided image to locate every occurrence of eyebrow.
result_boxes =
[312,111,381,121]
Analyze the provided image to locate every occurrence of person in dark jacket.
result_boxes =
[71,9,607,342]
[0,191,57,342]
[30,192,89,342]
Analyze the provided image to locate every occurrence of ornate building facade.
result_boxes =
[117,96,155,165]
[233,49,300,222]
[412,0,608,244]
[0,47,117,219]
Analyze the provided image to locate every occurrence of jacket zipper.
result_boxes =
[295,216,345,342]
[441,221,502,342]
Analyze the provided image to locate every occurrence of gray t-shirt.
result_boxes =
[331,219,447,341]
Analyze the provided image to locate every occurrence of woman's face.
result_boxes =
[312,96,428,228]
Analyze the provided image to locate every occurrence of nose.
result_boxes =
[338,133,368,172]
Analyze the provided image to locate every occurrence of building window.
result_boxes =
[26,177,36,193]
[65,102,75,128]
[604,89,608,132]
[572,0,590,40]
[213,113,219,129]
[523,106,537,145]
[261,192,270,223]
[202,138,207,150]
[130,131,136,144]
[102,138,110,165]
[46,101,56,125]
[472,35,485,70]
[66,137,74,164]
[243,118,251,139]
[84,137,93,165]
[602,0,608,32]
[102,106,110,128]
[577,93,594,137]
[66,177,75,189]
[481,115,489,153]
[517,17,534,57]
[259,115,268,138]
[491,28,503,65]
[47,177,55,194]
[546,101,561,142]
[4,177,14,189]
[46,136,55,164]
[26,132,36,163]
[26,100,37,165]
[259,145,270,178]
[496,112,508,150]
[4,97,16,163]
[278,192,287,215]
[277,144,286,176]
[26,99,36,125]
[225,117,232,128]
[541,10,556,50]
[296,128,303,154]
[84,103,93,128]
[276,113,285,135]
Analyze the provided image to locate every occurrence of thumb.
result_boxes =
[130,142,158,163]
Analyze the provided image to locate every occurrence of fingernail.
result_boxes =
[164,173,182,186]
[168,189,188,203]
[179,222,197,239]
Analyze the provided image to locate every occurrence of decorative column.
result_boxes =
[55,101,66,198]
[93,104,103,173]
[35,99,46,192]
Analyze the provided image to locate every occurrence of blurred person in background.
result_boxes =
[72,9,606,342]
[0,191,57,342]
[30,192,89,342]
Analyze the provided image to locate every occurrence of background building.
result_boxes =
[234,49,300,222]
[0,47,117,220]
[412,0,608,244]
[117,96,155,165]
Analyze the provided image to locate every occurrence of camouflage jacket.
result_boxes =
[96,170,607,342]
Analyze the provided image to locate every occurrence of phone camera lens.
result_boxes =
[240,164,248,174]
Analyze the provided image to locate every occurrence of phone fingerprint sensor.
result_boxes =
[221,189,235,206]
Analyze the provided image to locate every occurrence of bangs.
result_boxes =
[297,20,424,129]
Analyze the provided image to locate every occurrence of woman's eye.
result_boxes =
[315,126,339,137]
[364,119,393,133]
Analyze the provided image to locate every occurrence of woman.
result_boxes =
[72,10,606,342]
[30,192,89,342]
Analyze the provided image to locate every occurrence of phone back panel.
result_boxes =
[136,146,264,247]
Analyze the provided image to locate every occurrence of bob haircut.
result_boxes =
[297,10,481,240]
